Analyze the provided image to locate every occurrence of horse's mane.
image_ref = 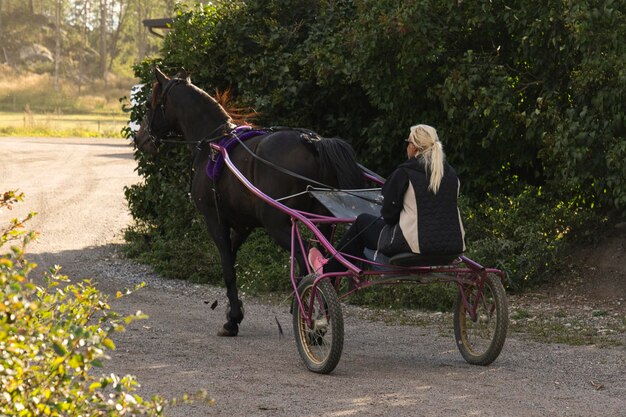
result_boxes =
[151,72,258,127]
[214,88,259,127]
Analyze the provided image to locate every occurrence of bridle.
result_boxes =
[140,77,234,151]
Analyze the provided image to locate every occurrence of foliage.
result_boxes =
[235,230,292,295]
[143,0,626,208]
[461,186,605,290]
[122,115,224,283]
[349,284,457,312]
[124,0,623,299]
[0,0,177,80]
[0,191,210,416]
[0,126,122,138]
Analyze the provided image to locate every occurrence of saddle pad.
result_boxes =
[206,126,266,180]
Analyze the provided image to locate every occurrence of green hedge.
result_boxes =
[124,0,619,298]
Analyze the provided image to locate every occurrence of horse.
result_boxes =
[134,68,365,336]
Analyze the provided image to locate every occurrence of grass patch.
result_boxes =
[0,112,128,137]
[0,71,135,115]
[509,313,625,347]
[510,308,531,320]
[0,126,122,138]
[0,70,134,137]
[347,282,457,312]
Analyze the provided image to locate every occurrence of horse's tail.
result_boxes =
[314,138,365,189]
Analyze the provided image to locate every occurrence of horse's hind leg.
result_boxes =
[203,216,244,336]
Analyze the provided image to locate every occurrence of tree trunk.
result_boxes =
[0,0,4,40]
[107,0,127,71]
[53,0,61,91]
[99,0,107,83]
[137,0,146,62]
[76,0,86,93]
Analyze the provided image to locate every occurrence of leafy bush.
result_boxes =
[235,230,292,295]
[123,0,623,300]
[349,284,457,313]
[461,186,605,290]
[146,0,625,208]
[0,191,209,416]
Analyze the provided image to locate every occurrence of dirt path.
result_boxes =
[1,137,624,417]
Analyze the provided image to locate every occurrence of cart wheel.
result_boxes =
[293,275,344,374]
[454,273,508,365]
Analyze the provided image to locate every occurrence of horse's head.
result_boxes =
[135,67,189,154]
[134,67,258,154]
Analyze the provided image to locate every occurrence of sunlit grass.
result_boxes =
[0,125,124,138]
[0,68,135,115]
[0,68,135,137]
[0,112,128,137]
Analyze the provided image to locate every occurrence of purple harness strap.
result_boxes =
[206,126,267,180]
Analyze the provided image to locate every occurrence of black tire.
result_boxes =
[293,275,344,374]
[454,273,508,365]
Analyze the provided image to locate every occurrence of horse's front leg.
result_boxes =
[231,227,252,257]
[203,215,244,336]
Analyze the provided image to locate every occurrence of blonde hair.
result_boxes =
[408,124,445,193]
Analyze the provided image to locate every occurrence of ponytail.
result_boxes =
[409,124,445,194]
[425,141,444,193]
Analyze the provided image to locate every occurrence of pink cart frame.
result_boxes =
[213,142,509,372]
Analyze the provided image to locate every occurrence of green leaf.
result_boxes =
[52,341,67,356]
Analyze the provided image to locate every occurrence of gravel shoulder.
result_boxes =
[1,137,624,417]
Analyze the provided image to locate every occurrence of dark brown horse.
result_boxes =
[134,68,364,336]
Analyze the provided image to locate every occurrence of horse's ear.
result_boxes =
[155,67,170,86]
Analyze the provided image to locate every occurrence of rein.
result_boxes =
[229,132,382,205]
[157,125,382,205]
[229,132,339,190]
[144,77,378,203]
[157,122,235,145]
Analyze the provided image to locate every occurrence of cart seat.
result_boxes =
[389,252,461,267]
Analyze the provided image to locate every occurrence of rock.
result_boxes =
[19,43,54,63]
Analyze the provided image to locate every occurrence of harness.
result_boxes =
[143,77,381,213]
[206,126,266,180]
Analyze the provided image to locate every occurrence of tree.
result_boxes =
[99,0,107,80]
[53,0,61,91]
[136,0,147,61]
[107,0,128,71]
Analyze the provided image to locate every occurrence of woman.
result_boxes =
[318,124,465,273]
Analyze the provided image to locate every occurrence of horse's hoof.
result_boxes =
[225,299,244,323]
[217,322,238,337]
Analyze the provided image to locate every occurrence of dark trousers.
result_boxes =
[325,213,386,273]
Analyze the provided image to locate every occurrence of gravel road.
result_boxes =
[1,136,624,417]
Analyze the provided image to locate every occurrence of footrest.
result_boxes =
[388,252,461,267]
